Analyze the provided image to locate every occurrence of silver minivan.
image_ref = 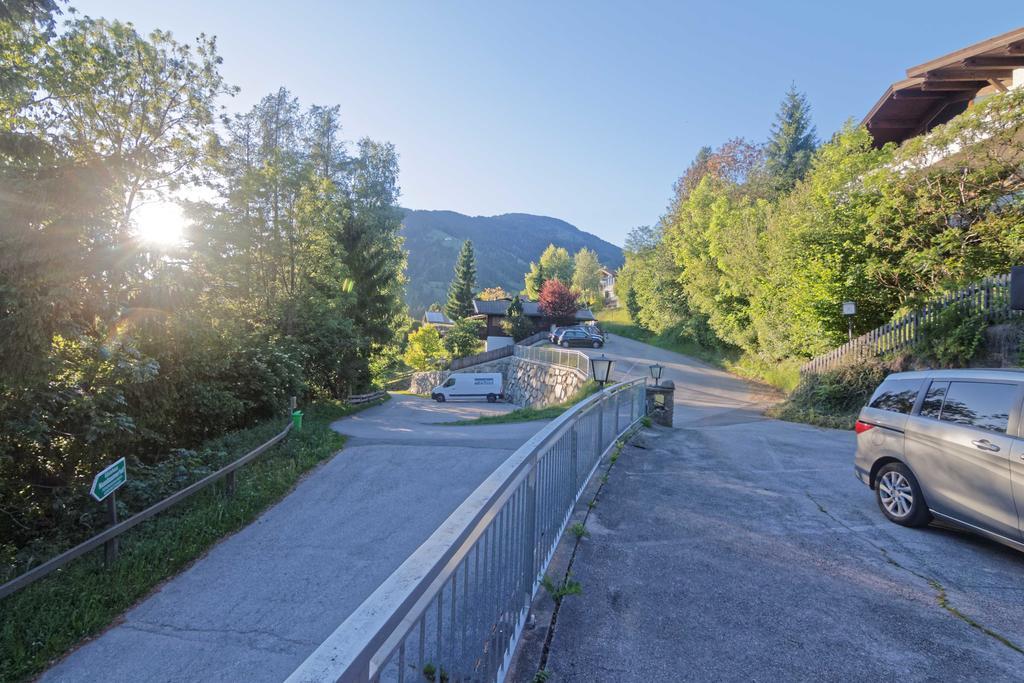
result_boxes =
[854,369,1024,551]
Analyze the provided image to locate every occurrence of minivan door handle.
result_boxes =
[972,439,1000,453]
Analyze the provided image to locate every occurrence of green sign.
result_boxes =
[90,457,127,502]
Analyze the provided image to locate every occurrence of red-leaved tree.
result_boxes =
[538,279,579,325]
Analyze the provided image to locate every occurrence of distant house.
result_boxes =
[600,268,618,307]
[422,310,454,335]
[862,27,1024,148]
[471,297,596,350]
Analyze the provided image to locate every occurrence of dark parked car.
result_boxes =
[549,326,572,343]
[557,328,603,348]
[854,369,1024,552]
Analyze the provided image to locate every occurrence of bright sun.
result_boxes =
[134,201,187,247]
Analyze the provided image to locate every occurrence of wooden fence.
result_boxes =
[449,345,513,370]
[801,273,1017,374]
[347,390,388,405]
[448,331,551,371]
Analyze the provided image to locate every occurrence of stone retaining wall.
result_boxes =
[504,357,587,407]
[409,359,510,396]
[409,355,587,407]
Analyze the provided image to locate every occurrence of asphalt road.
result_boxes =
[41,395,548,683]
[524,334,1024,682]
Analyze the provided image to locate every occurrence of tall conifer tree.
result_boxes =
[445,240,476,320]
[765,84,817,193]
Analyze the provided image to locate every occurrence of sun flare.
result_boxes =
[134,202,187,247]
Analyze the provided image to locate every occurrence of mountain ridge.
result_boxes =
[401,208,623,315]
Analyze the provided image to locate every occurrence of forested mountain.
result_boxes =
[402,210,623,314]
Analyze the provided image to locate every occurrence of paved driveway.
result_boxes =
[522,334,1024,682]
[42,395,547,683]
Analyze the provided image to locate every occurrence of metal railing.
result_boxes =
[513,345,590,378]
[287,378,647,683]
[801,272,1019,374]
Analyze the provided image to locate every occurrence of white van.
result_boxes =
[431,373,504,403]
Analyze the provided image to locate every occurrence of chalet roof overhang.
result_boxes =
[862,27,1024,147]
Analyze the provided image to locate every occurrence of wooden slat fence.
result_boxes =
[801,273,1016,374]
[449,344,514,370]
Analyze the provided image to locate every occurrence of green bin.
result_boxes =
[291,410,303,431]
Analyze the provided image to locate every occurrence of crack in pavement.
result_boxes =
[805,492,1024,656]
[125,619,317,653]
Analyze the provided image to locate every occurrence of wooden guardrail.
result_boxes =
[347,390,388,405]
[0,421,295,600]
[801,273,1017,374]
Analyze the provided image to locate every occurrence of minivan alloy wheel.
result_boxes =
[873,461,931,528]
[878,470,913,518]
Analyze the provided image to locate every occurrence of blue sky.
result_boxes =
[74,1,1023,246]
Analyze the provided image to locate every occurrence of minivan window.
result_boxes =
[919,381,948,419]
[868,379,921,414]
[938,381,1016,434]
[443,378,455,387]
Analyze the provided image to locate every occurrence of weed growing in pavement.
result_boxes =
[421,662,449,682]
[541,574,583,601]
[570,522,589,539]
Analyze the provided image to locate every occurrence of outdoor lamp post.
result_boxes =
[590,354,614,388]
[649,362,664,386]
[842,301,856,343]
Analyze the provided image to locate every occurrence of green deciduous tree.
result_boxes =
[524,260,545,299]
[571,247,603,306]
[443,318,484,358]
[404,325,448,371]
[539,243,573,282]
[478,286,510,301]
[501,312,534,341]
[445,240,476,320]
[0,5,409,558]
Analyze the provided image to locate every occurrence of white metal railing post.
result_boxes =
[569,424,579,495]
[523,459,538,595]
[614,388,621,434]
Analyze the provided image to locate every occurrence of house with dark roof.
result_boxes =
[471,297,596,349]
[422,310,454,335]
[863,27,1024,148]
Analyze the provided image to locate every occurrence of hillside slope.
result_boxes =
[401,209,623,314]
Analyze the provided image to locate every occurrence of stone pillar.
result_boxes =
[645,380,675,427]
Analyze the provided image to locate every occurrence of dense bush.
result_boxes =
[443,318,484,358]
[620,85,1024,414]
[772,359,891,429]
[913,307,986,368]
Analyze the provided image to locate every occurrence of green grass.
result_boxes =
[440,382,601,425]
[596,309,802,394]
[596,309,736,369]
[0,397,385,682]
